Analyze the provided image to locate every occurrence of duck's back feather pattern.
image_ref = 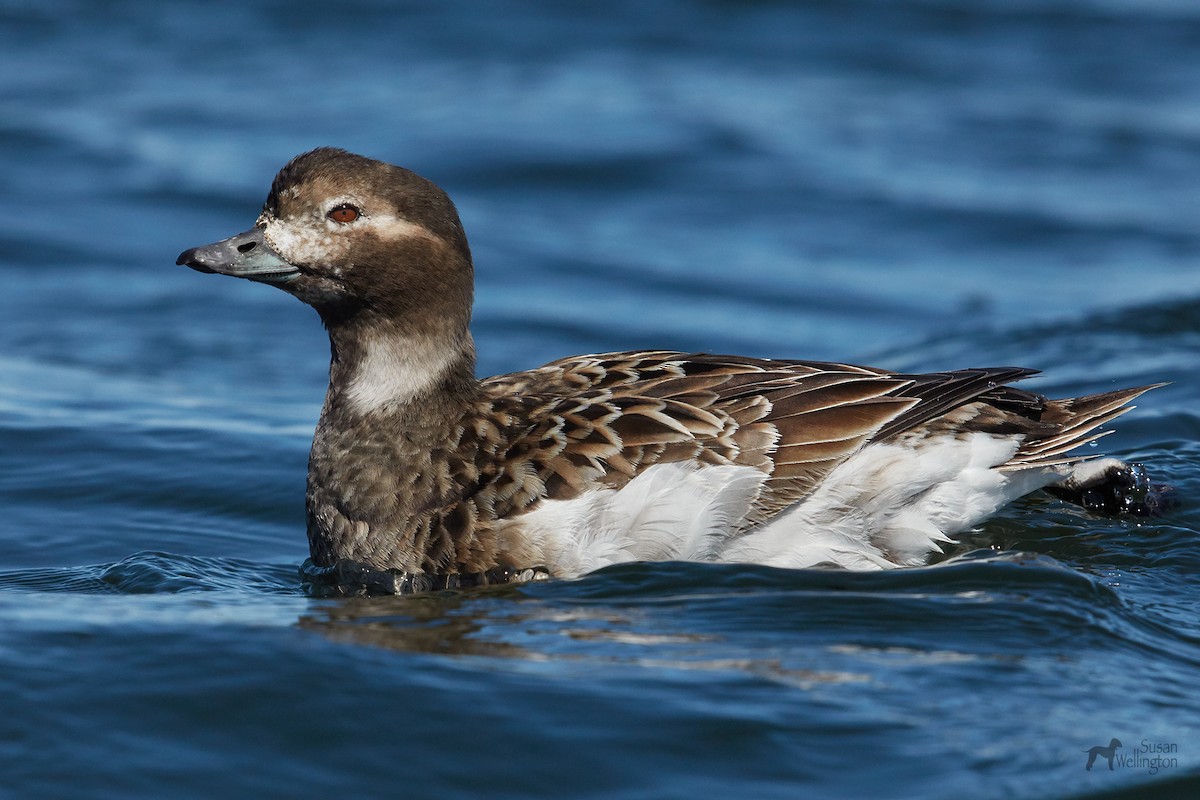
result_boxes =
[471,351,1155,540]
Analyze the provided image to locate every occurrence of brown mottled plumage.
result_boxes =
[178,148,1167,593]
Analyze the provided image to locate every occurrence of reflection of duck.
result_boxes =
[297,588,530,657]
[179,148,1167,593]
[1084,738,1122,771]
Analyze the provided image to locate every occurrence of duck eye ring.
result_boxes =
[328,204,361,224]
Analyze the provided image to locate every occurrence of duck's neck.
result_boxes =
[324,314,479,424]
[306,314,484,572]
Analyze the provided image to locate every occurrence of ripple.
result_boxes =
[0,551,301,595]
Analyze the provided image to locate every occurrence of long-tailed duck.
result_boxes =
[178,147,1167,594]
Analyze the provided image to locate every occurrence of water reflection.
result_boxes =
[294,579,872,688]
[297,586,535,658]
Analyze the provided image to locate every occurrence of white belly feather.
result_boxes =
[509,432,1067,577]
[501,461,764,576]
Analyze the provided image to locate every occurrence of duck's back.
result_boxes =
[466,350,1147,574]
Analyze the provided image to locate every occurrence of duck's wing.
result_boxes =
[475,351,1052,523]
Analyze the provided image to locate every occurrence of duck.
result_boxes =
[177,147,1167,594]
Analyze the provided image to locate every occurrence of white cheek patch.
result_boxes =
[263,217,342,271]
[261,210,439,274]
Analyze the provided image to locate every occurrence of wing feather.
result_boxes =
[473,351,1160,530]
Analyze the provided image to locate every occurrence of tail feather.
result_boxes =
[1005,384,1164,468]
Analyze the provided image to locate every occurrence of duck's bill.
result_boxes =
[176,227,300,284]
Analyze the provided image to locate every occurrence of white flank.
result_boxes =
[508,433,1087,577]
[507,461,767,578]
[344,332,460,415]
[721,434,1062,570]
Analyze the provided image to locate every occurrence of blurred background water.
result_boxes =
[2,0,1199,797]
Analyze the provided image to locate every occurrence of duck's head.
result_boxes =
[177,147,474,332]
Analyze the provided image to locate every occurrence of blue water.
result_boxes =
[2,0,1199,796]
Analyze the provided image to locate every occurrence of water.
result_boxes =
[2,0,1199,796]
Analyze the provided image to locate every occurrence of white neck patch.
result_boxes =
[342,331,462,415]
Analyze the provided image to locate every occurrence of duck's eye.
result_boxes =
[328,204,361,224]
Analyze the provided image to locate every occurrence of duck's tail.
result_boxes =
[1004,383,1173,516]
[1006,383,1166,468]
